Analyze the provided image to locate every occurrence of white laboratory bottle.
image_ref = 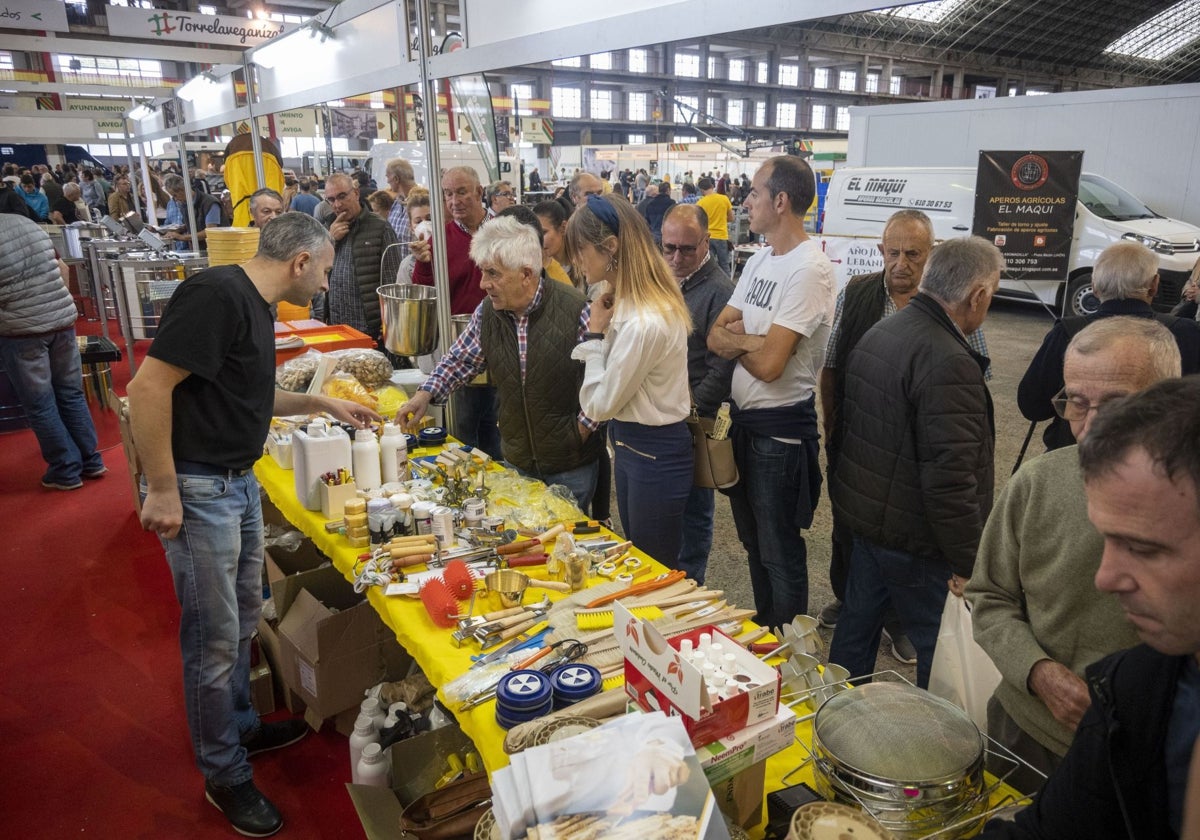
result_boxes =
[349,714,379,781]
[360,696,386,734]
[352,428,382,492]
[355,742,390,787]
[379,424,409,484]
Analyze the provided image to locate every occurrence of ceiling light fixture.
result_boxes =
[250,17,337,70]
[176,70,220,101]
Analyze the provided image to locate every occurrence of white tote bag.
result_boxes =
[928,593,1002,734]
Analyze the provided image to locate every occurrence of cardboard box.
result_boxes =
[108,390,143,515]
[697,705,796,786]
[347,726,477,840]
[250,660,276,716]
[711,761,767,829]
[275,565,412,727]
[256,616,307,715]
[616,602,781,747]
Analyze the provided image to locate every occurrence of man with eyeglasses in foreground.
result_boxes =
[661,205,736,583]
[1018,240,1200,452]
[969,316,1179,795]
[320,172,400,347]
[486,180,516,218]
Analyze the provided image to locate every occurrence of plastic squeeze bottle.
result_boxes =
[352,428,382,492]
[379,423,409,484]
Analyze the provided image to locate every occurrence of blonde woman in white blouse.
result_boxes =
[567,194,694,565]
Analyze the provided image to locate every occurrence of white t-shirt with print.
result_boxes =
[729,238,836,410]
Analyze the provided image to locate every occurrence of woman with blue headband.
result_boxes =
[567,194,694,566]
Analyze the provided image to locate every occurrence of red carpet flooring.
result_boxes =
[0,317,364,838]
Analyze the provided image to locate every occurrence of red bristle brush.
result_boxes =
[419,578,459,628]
[442,559,474,600]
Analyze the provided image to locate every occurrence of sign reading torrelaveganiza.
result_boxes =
[106,6,286,48]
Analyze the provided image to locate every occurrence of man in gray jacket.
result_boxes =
[662,205,735,583]
[0,214,104,489]
[829,236,1002,688]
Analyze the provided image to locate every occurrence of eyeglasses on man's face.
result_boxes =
[328,190,354,203]
[1051,386,1121,421]
[661,243,700,256]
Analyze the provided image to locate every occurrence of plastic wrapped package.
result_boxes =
[275,348,322,392]
[480,470,584,529]
[322,371,378,409]
[328,348,393,388]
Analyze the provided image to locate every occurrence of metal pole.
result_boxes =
[415,0,457,433]
[138,141,157,224]
[176,135,200,252]
[123,138,142,219]
[243,56,268,191]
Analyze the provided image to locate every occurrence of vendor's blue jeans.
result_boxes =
[676,485,714,584]
[0,327,103,485]
[149,472,263,786]
[452,385,502,461]
[725,429,815,629]
[610,420,692,567]
[710,239,732,277]
[828,535,950,689]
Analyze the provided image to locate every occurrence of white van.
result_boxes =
[365,141,520,198]
[820,166,1200,316]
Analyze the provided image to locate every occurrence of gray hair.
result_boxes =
[486,180,513,204]
[63,183,81,199]
[469,215,542,274]
[1092,241,1158,302]
[163,174,185,193]
[257,211,332,261]
[568,171,601,202]
[386,158,414,183]
[919,236,1005,304]
[325,172,353,191]
[1066,316,1181,382]
[248,187,283,213]
[883,209,934,244]
[442,166,480,188]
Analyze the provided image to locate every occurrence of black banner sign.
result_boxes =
[973,150,1083,281]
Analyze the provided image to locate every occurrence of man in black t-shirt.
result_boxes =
[49,182,82,225]
[126,213,379,838]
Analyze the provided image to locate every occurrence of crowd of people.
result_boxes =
[4,146,1200,836]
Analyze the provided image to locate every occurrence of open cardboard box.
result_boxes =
[274,564,411,729]
[108,390,143,515]
[347,725,477,840]
[616,602,781,747]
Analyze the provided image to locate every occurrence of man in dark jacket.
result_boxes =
[1018,240,1200,451]
[636,184,676,245]
[321,173,401,345]
[979,376,1200,839]
[396,216,602,509]
[829,236,1002,688]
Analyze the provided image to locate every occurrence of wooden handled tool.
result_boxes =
[384,534,438,549]
[526,578,570,593]
[492,617,540,645]
[535,523,566,544]
[583,569,687,609]
[497,539,538,556]
[387,543,439,560]
[504,552,549,568]
[390,553,433,570]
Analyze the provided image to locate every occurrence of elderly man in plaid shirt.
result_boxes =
[397,216,604,510]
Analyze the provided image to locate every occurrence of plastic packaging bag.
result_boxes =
[275,348,322,392]
[321,371,378,410]
[929,593,1002,733]
[329,348,393,389]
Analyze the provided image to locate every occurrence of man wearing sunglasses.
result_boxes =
[661,205,735,584]
[969,316,1179,794]
[320,172,400,347]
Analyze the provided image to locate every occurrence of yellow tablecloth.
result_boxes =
[254,453,1022,837]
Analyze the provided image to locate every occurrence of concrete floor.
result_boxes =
[609,297,1058,681]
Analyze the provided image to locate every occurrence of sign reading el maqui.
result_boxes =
[106,6,287,48]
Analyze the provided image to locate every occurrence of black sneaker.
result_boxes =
[818,600,842,629]
[242,719,308,758]
[204,778,282,837]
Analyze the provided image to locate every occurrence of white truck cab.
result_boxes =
[820,166,1200,316]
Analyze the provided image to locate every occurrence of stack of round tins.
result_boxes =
[550,664,602,710]
[495,670,553,730]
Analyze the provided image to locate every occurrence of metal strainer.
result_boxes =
[811,682,987,839]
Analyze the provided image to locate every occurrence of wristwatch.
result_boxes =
[582,331,605,342]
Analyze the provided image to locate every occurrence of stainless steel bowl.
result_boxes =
[811,682,987,839]
[378,283,438,355]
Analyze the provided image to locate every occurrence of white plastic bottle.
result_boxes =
[291,419,352,510]
[355,741,390,788]
[360,696,386,734]
[379,423,409,484]
[352,428,382,492]
[349,713,379,781]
